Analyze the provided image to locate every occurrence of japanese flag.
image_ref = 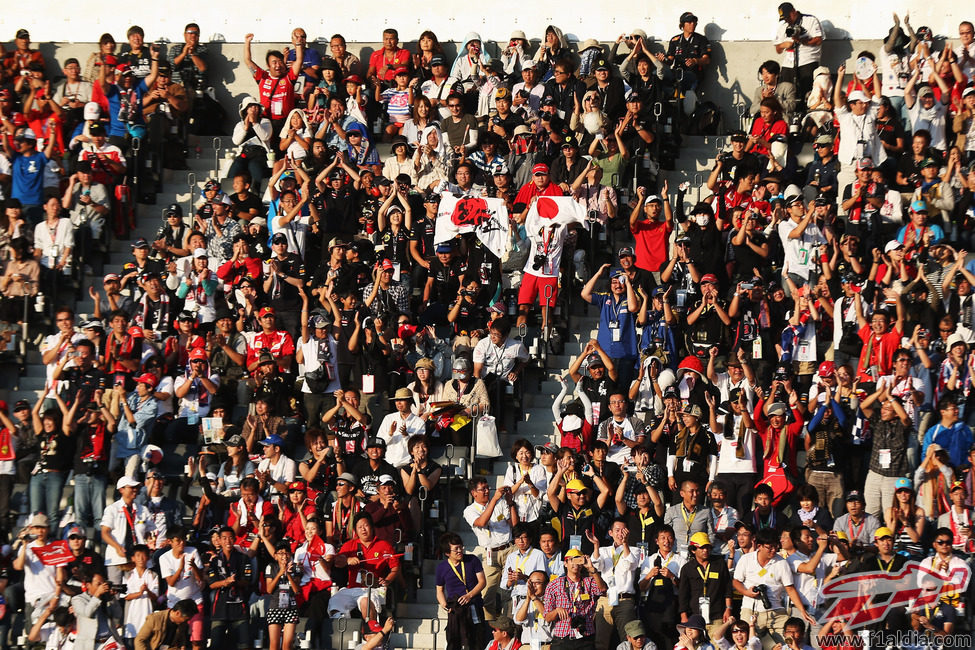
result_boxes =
[525,196,588,234]
[435,194,510,258]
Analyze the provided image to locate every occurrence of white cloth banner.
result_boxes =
[434,194,509,258]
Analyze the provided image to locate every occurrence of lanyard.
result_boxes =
[848,517,866,542]
[697,562,711,587]
[681,506,697,528]
[121,503,138,545]
[448,559,466,586]
[639,512,655,544]
[515,551,532,574]
[612,546,624,568]
[877,557,894,572]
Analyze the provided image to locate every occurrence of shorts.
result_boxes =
[327,586,387,617]
[517,273,558,308]
[188,605,205,642]
[267,606,300,625]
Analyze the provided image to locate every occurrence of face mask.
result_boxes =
[694,214,710,227]
[454,371,469,381]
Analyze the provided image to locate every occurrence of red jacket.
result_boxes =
[752,398,802,478]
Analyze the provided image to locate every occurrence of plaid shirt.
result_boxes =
[867,413,911,477]
[542,574,605,639]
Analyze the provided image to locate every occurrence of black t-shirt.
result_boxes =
[353,457,400,498]
[686,299,728,347]
[579,375,617,423]
[268,253,306,310]
[731,231,769,280]
[409,215,437,260]
[625,507,662,555]
[328,412,370,456]
[207,549,251,619]
[666,32,712,71]
[378,228,413,268]
[61,366,106,407]
[557,501,603,554]
[38,429,74,472]
[428,257,467,305]
[453,301,489,334]
[317,186,358,236]
[72,421,110,473]
[230,192,264,222]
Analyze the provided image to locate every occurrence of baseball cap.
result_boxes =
[729,129,747,142]
[618,246,635,258]
[894,477,913,491]
[188,348,208,361]
[117,476,141,490]
[766,402,788,416]
[430,55,445,67]
[258,306,276,318]
[950,480,967,492]
[531,163,550,175]
[565,479,588,492]
[689,532,712,548]
[259,434,285,447]
[918,157,939,169]
[131,237,149,249]
[336,472,359,488]
[564,548,584,559]
[225,434,245,448]
[917,85,935,98]
[817,361,836,377]
[379,474,397,486]
[495,87,510,101]
[700,273,718,284]
[856,157,874,171]
[680,11,698,23]
[874,527,895,540]
[366,437,387,449]
[287,480,307,492]
[644,194,662,205]
[271,232,289,245]
[135,373,158,388]
[594,59,611,72]
[845,490,865,503]
[911,199,929,213]
[884,240,904,253]
[847,90,869,103]
[814,134,834,146]
[624,620,647,639]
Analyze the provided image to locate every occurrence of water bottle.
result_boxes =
[35,292,45,313]
[404,543,414,562]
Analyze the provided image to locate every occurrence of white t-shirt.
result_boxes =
[463,499,513,549]
[376,411,426,468]
[523,223,568,279]
[473,337,529,377]
[159,547,204,606]
[880,52,911,97]
[173,372,221,418]
[777,219,825,280]
[836,102,883,166]
[40,331,85,399]
[714,414,759,474]
[299,335,341,395]
[23,541,58,605]
[270,213,312,258]
[733,551,794,611]
[123,567,159,637]
[155,375,175,416]
[101,500,155,566]
[907,100,948,150]
[257,455,298,492]
[775,13,823,68]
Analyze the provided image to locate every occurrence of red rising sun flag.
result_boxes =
[435,195,509,258]
[525,196,588,234]
[32,541,74,566]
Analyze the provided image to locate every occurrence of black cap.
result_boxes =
[164,203,183,218]
[88,123,106,136]
[778,3,796,19]
[680,11,698,23]
[366,436,387,449]
[271,232,288,245]
[14,399,30,412]
[729,129,747,142]
[594,59,610,71]
[156,61,172,76]
[16,29,29,40]
[541,95,556,107]
[430,55,445,67]
[131,237,149,249]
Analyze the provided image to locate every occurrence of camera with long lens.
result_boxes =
[532,254,547,271]
[569,615,587,632]
[107,583,127,598]
[784,23,806,39]
[752,583,773,609]
[288,563,304,578]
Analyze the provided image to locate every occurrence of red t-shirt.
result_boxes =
[631,218,673,273]
[253,68,299,120]
[857,324,903,381]
[338,537,399,587]
[246,330,296,368]
[368,48,411,82]
[514,181,564,207]
[748,117,787,156]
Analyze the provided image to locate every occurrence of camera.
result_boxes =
[288,563,304,578]
[109,583,128,596]
[540,112,551,122]
[752,583,773,609]
[570,615,587,632]
[82,457,100,475]
[784,24,807,39]
[587,209,599,221]
[741,283,753,290]
[532,254,547,271]
[492,116,502,126]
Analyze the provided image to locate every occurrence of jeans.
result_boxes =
[73,472,107,528]
[228,156,269,195]
[28,470,66,533]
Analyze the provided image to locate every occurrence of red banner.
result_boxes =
[32,541,74,566]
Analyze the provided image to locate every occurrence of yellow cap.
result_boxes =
[565,479,588,492]
[689,532,712,548]
[874,527,895,540]
[834,531,849,541]
[564,548,584,559]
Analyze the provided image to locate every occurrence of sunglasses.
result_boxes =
[934,539,952,545]
[68,534,86,540]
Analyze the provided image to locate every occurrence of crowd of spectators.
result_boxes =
[2,5,975,650]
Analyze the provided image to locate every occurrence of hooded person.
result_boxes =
[278,107,312,161]
[533,25,573,79]
[415,124,450,191]
[229,95,273,190]
[450,32,492,91]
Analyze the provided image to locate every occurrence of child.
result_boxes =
[377,67,413,140]
[123,544,159,644]
[265,541,303,650]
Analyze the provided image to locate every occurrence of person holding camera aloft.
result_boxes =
[542,546,606,650]
[582,263,640,393]
[773,3,823,104]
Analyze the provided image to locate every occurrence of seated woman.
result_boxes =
[0,237,39,325]
[229,96,273,194]
[746,96,787,160]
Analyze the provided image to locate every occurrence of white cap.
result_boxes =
[379,474,397,485]
[83,101,101,120]
[847,90,869,103]
[883,240,903,253]
[205,472,218,481]
[116,476,141,490]
[193,248,208,258]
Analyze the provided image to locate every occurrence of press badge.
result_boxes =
[612,328,622,342]
[878,448,891,469]
[392,262,402,282]
[699,596,710,615]
[608,586,619,606]
[569,535,583,551]
[752,338,763,359]
[797,247,810,266]
[362,374,375,394]
[683,458,694,473]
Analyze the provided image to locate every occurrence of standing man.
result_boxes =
[464,476,519,619]
[590,518,640,649]
[206,526,252,650]
[678,531,733,640]
[774,3,823,103]
[664,479,715,554]
[101,476,155,584]
[581,265,640,392]
[543,548,606,650]
[436,532,488,650]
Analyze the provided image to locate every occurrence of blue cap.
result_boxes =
[651,286,666,297]
[435,243,452,254]
[910,199,928,213]
[259,434,285,447]
[895,477,913,491]
[609,267,625,279]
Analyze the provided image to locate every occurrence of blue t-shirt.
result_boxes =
[11,151,49,205]
[434,554,484,601]
[591,291,639,359]
[104,80,150,137]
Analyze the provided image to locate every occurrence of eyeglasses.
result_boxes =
[934,539,952,545]
[895,358,911,363]
[474,486,490,492]
[448,104,462,109]
[533,172,548,177]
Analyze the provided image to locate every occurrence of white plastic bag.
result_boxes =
[475,415,502,458]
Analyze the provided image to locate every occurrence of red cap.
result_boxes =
[287,480,307,492]
[102,55,117,66]
[345,74,363,84]
[135,373,158,388]
[380,259,395,271]
[398,324,418,339]
[367,620,384,634]
[188,348,209,361]
[258,306,275,318]
[678,356,704,375]
[700,273,718,284]
[115,63,132,75]
[531,163,549,175]
[818,360,836,377]
[393,66,409,76]
[128,326,144,338]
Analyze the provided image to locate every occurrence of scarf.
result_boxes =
[723,413,748,460]
[235,495,264,529]
[134,292,171,331]
[798,506,819,523]
[675,425,703,459]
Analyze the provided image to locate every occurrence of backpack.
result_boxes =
[687,101,722,135]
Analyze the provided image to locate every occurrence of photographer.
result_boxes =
[13,513,57,632]
[774,3,823,102]
[542,547,607,650]
[206,526,252,650]
[70,566,123,650]
[62,161,110,244]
